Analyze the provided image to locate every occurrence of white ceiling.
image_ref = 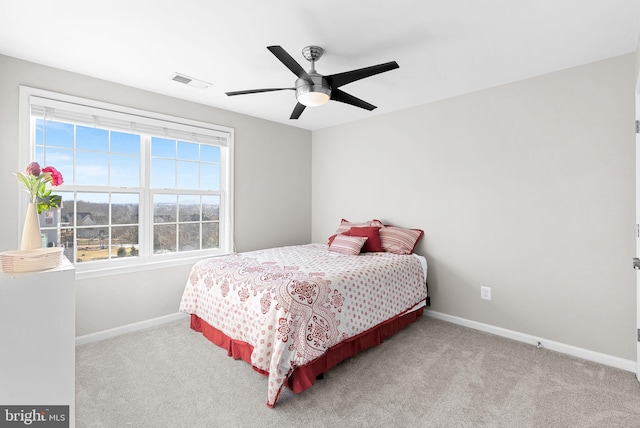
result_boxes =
[1,1,639,131]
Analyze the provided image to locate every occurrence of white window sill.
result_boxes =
[74,250,232,280]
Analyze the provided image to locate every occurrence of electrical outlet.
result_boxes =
[480,286,491,301]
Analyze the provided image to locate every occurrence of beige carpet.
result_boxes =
[76,316,640,427]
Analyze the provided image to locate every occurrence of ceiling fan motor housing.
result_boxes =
[295,74,331,106]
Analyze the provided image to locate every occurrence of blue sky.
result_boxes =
[35,119,221,191]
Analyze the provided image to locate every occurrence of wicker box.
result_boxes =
[0,247,64,273]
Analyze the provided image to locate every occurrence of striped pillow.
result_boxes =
[328,235,369,255]
[333,218,373,235]
[379,226,424,254]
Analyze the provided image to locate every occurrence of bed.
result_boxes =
[179,229,427,408]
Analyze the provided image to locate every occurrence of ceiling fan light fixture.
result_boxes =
[295,77,331,107]
[298,89,330,107]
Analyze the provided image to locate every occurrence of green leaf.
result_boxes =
[40,173,52,185]
[16,173,32,191]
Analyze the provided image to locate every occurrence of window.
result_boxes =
[20,87,234,274]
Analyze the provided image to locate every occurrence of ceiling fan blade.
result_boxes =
[326,61,399,88]
[225,88,294,96]
[290,102,306,119]
[330,89,376,111]
[267,46,311,81]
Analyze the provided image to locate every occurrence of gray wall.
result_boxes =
[636,34,640,84]
[2,52,637,361]
[0,54,312,336]
[312,54,637,360]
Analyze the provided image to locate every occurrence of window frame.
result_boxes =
[18,86,234,279]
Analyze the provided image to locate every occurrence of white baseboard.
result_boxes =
[424,309,636,374]
[75,312,190,346]
[76,309,636,375]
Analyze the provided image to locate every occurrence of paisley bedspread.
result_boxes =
[179,243,427,407]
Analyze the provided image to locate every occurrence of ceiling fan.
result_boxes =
[225,45,399,119]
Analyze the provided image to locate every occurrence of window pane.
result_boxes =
[112,193,139,225]
[59,192,76,226]
[77,227,109,262]
[35,146,44,166]
[154,194,177,223]
[177,161,198,189]
[200,145,220,163]
[44,148,73,184]
[178,223,199,251]
[151,158,175,188]
[178,195,200,222]
[151,137,176,158]
[61,227,74,261]
[110,154,140,187]
[200,163,220,190]
[178,141,198,161]
[40,210,62,247]
[154,223,176,253]
[202,195,219,221]
[77,126,109,151]
[76,152,109,186]
[113,226,139,258]
[111,131,140,155]
[42,120,74,148]
[35,118,45,147]
[77,193,109,226]
[203,222,219,249]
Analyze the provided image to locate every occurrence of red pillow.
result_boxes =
[344,226,383,252]
[328,219,378,244]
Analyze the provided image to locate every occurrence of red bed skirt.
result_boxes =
[189,306,424,395]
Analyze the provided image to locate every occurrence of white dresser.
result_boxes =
[0,259,75,427]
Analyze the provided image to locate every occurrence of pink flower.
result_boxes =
[42,166,63,186]
[25,162,41,176]
[15,162,64,213]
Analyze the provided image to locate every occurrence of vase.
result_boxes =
[20,202,42,251]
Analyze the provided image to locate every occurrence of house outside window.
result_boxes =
[19,87,234,276]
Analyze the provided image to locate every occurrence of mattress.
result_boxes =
[179,243,428,407]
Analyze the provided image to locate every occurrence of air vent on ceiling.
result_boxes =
[170,72,211,89]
